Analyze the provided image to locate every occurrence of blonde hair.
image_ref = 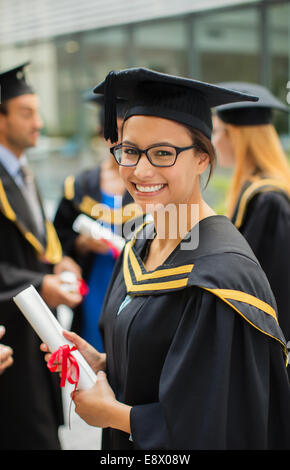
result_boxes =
[225,123,290,218]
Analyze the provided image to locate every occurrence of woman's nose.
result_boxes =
[133,154,155,178]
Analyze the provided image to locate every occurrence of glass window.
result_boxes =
[191,7,260,83]
[82,27,130,87]
[132,19,188,75]
[268,2,289,137]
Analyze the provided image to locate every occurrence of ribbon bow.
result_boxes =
[47,344,80,392]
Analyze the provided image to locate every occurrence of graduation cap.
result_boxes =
[0,62,34,103]
[93,67,259,143]
[215,82,289,126]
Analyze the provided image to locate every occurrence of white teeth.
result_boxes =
[135,184,165,193]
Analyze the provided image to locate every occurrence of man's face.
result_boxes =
[0,94,43,152]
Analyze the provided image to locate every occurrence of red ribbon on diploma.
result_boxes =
[101,238,121,259]
[47,345,80,391]
[78,279,89,296]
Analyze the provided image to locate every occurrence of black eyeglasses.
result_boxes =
[110,143,198,167]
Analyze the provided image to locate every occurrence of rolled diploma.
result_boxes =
[73,214,125,252]
[13,285,97,390]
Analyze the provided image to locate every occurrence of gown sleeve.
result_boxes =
[0,261,44,301]
[0,213,48,302]
[130,287,290,450]
[239,191,290,341]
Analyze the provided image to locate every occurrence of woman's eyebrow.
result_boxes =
[122,139,175,146]
[122,140,137,146]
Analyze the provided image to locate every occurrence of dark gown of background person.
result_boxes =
[53,166,143,349]
[215,82,290,346]
[0,162,63,450]
[231,179,290,342]
[99,217,290,450]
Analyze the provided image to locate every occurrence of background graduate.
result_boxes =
[53,93,143,351]
[43,68,290,450]
[212,83,290,345]
[0,62,82,449]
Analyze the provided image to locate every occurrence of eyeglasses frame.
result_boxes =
[110,143,199,167]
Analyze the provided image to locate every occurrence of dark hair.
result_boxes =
[0,103,8,115]
[184,125,216,188]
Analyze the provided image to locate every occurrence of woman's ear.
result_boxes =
[197,152,210,175]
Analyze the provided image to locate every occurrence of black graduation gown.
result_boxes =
[99,216,290,450]
[0,162,63,450]
[231,178,290,343]
[53,166,143,334]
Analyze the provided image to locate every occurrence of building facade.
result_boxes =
[0,0,289,207]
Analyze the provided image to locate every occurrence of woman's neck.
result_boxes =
[149,198,215,258]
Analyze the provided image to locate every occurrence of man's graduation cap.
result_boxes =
[215,82,289,126]
[93,67,259,143]
[0,62,34,103]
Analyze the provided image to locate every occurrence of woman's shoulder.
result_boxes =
[187,214,257,263]
[131,215,257,263]
[186,216,266,292]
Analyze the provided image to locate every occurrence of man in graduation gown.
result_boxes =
[0,62,82,449]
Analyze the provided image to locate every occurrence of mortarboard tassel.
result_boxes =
[103,71,118,144]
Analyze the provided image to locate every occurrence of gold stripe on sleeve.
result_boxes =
[64,175,75,201]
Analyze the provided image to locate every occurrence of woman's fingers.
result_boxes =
[40,342,49,352]
[0,345,13,362]
[0,325,6,341]
[0,345,14,374]
[62,330,89,352]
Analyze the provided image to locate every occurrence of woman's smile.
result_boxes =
[131,182,167,196]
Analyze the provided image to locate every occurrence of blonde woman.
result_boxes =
[213,82,290,345]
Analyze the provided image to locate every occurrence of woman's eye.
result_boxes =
[153,149,173,157]
[124,147,138,155]
[157,151,169,156]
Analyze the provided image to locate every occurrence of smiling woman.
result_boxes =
[45,67,290,450]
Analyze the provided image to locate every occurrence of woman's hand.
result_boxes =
[53,256,82,279]
[40,330,106,374]
[75,234,110,255]
[72,370,132,433]
[0,326,13,375]
[40,275,83,309]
